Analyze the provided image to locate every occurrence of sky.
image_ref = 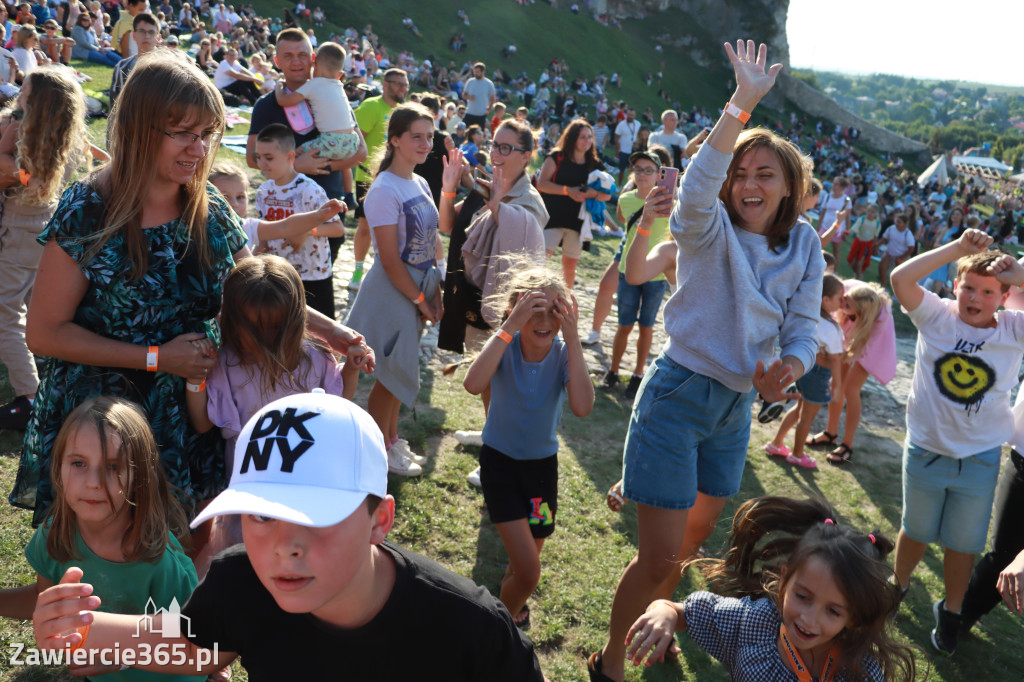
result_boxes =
[786,0,1022,88]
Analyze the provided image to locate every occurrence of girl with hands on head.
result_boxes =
[462,263,593,627]
[589,40,824,682]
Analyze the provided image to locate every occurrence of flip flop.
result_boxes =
[606,480,626,512]
[513,604,530,629]
[587,650,616,682]
[764,442,792,457]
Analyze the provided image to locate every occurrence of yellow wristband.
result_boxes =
[412,291,425,304]
[636,227,651,236]
[146,346,159,372]
[496,329,513,344]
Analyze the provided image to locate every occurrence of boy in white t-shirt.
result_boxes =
[253,124,345,318]
[273,42,361,162]
[890,229,1024,655]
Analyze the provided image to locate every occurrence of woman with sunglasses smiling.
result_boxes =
[13,49,373,538]
[437,118,549,486]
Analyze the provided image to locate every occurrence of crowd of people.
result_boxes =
[0,2,1020,679]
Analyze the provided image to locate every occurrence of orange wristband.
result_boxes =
[412,291,425,304]
[311,227,318,237]
[562,185,569,196]
[18,168,30,186]
[69,623,90,652]
[442,191,456,199]
[146,346,159,372]
[186,380,206,393]
[496,329,513,344]
[723,101,751,124]
[636,227,651,236]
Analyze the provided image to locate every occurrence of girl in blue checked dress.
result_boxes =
[463,264,594,626]
[626,496,916,682]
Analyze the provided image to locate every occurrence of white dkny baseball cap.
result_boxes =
[191,390,388,528]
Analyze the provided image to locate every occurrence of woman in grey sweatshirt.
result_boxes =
[589,40,825,682]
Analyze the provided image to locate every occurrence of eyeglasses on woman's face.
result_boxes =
[160,129,222,149]
[631,165,657,176]
[488,141,528,157]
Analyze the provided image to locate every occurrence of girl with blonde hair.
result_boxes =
[806,281,897,465]
[0,66,89,432]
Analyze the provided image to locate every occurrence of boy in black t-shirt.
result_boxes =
[33,392,545,682]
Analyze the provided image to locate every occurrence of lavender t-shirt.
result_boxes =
[364,171,439,270]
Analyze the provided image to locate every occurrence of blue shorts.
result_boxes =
[622,354,756,510]
[901,440,1002,554]
[616,272,668,327]
[795,364,831,405]
[618,151,631,170]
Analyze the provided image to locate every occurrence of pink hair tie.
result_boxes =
[824,518,835,526]
[868,533,876,544]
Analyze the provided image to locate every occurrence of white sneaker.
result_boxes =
[466,465,482,488]
[454,430,483,447]
[581,329,601,345]
[392,438,427,465]
[387,446,423,477]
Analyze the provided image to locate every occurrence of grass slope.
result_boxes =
[249,0,729,118]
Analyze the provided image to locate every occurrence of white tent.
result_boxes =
[918,155,949,188]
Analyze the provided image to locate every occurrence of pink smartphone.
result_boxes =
[656,166,679,194]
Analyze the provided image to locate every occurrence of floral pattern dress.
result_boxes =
[10,182,248,526]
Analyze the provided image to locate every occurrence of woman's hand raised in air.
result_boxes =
[724,39,783,110]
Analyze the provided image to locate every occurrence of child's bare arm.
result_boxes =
[464,290,547,395]
[827,353,843,405]
[88,142,110,162]
[33,568,235,675]
[554,293,594,417]
[184,339,215,433]
[0,575,53,620]
[892,228,992,312]
[0,117,21,184]
[987,253,1024,289]
[624,186,673,285]
[274,83,306,107]
[625,599,686,667]
[255,199,346,241]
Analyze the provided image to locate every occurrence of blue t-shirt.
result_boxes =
[482,332,569,460]
[250,89,344,198]
[461,141,481,167]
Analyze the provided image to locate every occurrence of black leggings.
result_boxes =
[302,277,335,320]
[961,449,1024,624]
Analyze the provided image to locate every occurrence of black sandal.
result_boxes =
[513,604,530,629]
[587,650,616,682]
[805,431,837,450]
[827,443,853,465]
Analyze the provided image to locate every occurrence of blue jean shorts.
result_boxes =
[616,272,668,327]
[901,440,1002,554]
[795,364,831,405]
[622,354,756,510]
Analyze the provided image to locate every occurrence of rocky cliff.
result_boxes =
[638,0,929,161]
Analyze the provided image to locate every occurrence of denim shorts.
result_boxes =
[795,364,831,405]
[901,440,1002,554]
[622,354,756,510]
[616,272,668,327]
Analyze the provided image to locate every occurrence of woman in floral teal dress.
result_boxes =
[10,50,373,528]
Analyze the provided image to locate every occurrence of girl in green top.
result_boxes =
[0,397,207,682]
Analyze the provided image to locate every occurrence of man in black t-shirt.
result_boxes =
[32,392,546,682]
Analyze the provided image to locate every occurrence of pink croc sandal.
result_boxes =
[785,453,818,469]
[764,442,792,457]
